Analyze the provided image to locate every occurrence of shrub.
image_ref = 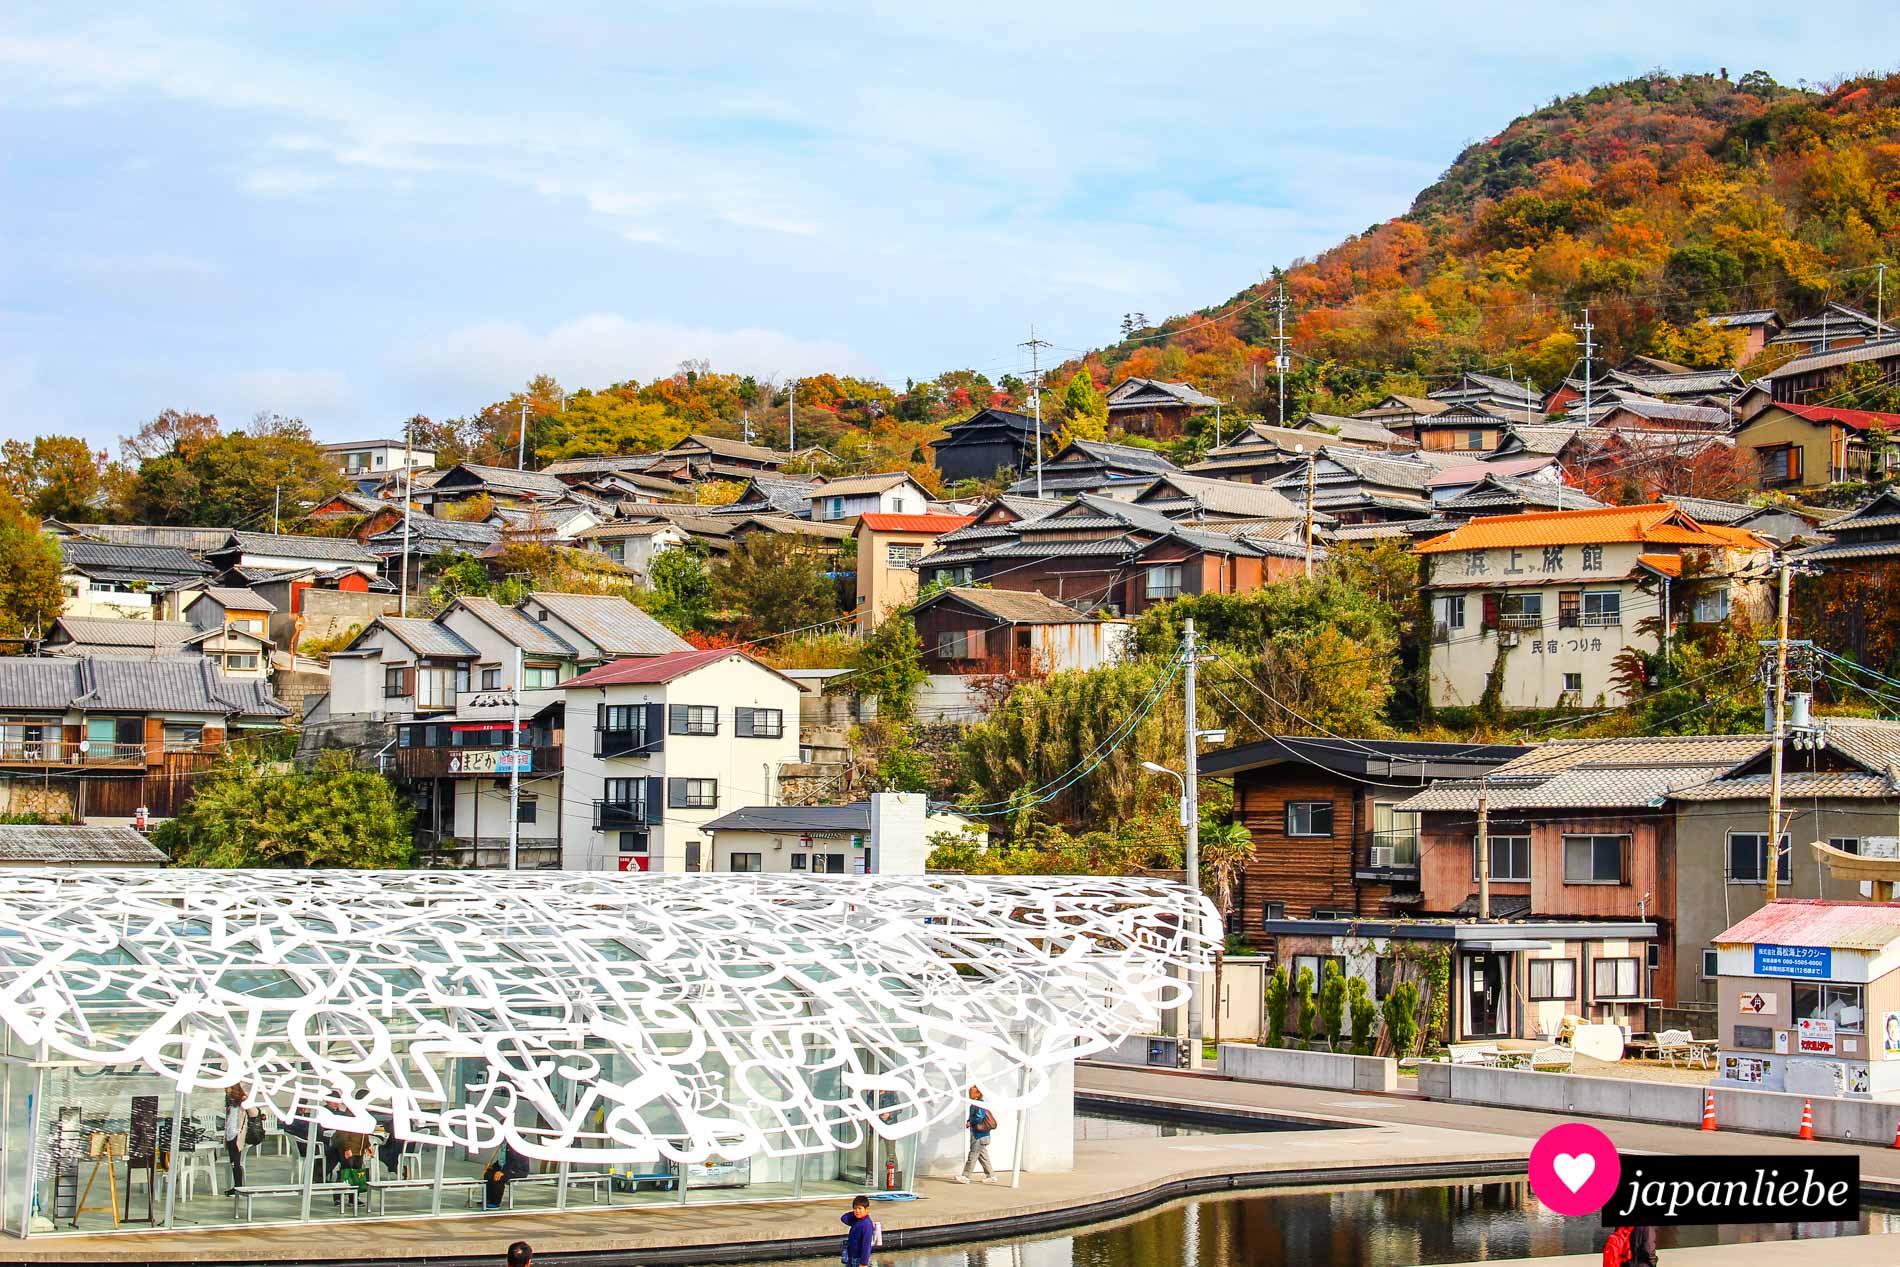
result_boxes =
[1348,977,1377,1056]
[1382,979,1421,1058]
[1318,962,1346,1051]
[1294,965,1316,1049]
[1263,966,1289,1048]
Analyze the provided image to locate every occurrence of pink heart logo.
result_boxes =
[1528,1122,1621,1216]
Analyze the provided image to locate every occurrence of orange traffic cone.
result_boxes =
[1700,1089,1717,1131]
[1890,1117,1900,1149]
[1798,1098,1815,1141]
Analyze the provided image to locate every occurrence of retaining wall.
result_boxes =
[1217,1044,1398,1093]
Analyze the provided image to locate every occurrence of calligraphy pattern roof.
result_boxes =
[0,871,1214,1165]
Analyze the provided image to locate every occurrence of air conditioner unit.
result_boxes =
[1499,631,1520,647]
[1369,845,1394,868]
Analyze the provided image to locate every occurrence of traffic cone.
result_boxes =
[1890,1117,1900,1149]
[1700,1089,1717,1131]
[1798,1098,1815,1141]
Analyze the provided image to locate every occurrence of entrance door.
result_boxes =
[1465,953,1507,1037]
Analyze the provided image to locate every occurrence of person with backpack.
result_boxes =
[1602,1225,1658,1266]
[484,1139,531,1210]
[220,1084,260,1196]
[952,1086,997,1184]
[839,1193,878,1266]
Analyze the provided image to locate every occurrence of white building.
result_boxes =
[560,648,801,873]
[805,472,932,522]
[323,438,437,477]
[700,794,983,875]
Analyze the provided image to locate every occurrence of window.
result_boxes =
[1284,801,1334,837]
[1793,983,1864,1033]
[482,667,501,689]
[1374,957,1396,1000]
[936,630,975,660]
[1473,835,1530,882]
[813,853,847,874]
[886,544,924,568]
[729,852,763,873]
[1291,954,1346,987]
[162,723,204,751]
[1312,908,1353,921]
[1498,592,1543,628]
[604,777,645,807]
[1756,444,1802,485]
[618,830,648,854]
[523,665,559,689]
[1145,564,1184,600]
[736,707,784,738]
[1464,429,1485,449]
[669,704,719,736]
[668,778,718,809]
[603,541,626,563]
[828,496,845,518]
[1562,672,1583,694]
[1261,901,1286,922]
[1580,591,1621,626]
[384,666,411,698]
[1592,957,1640,1000]
[937,565,976,586]
[790,853,808,870]
[416,666,457,710]
[1828,837,1861,856]
[1528,958,1578,1001]
[1701,949,1719,979]
[230,617,266,636]
[1727,832,1791,884]
[516,796,537,825]
[1432,595,1465,637]
[1692,589,1730,623]
[1562,834,1627,885]
[221,653,258,671]
[1646,942,1660,970]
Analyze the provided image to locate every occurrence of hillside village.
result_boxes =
[5,67,1900,1081]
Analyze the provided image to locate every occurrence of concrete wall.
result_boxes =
[289,588,399,652]
[915,1047,1073,1179]
[1217,1043,1398,1093]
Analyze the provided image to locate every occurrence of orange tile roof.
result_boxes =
[1413,503,1770,553]
[855,513,977,534]
[1637,553,1683,577]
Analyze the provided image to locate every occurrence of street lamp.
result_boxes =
[1140,761,1188,826]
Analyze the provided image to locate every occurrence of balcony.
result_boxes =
[1354,830,1421,884]
[595,727,660,759]
[0,739,146,767]
[391,744,561,780]
[1560,611,1621,629]
[1497,612,1543,630]
[594,799,652,831]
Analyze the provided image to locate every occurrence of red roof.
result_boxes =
[563,648,783,690]
[1714,898,1900,951]
[855,513,976,534]
[1774,402,1900,433]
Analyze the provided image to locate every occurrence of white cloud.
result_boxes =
[241,167,337,198]
[394,314,868,401]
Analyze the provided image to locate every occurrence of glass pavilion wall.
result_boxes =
[0,870,1212,1238]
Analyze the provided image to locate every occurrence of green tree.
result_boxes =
[644,545,715,633]
[536,390,687,460]
[710,534,837,639]
[0,491,64,646]
[0,436,125,521]
[1059,370,1107,441]
[120,407,220,465]
[121,413,343,527]
[1264,965,1289,1049]
[1293,965,1315,1050]
[846,616,926,721]
[1348,977,1377,1055]
[156,752,413,868]
[1318,962,1347,1052]
[426,553,496,607]
[1382,979,1421,1058]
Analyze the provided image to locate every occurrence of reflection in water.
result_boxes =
[777,1180,1885,1267]
[1071,1110,1239,1140]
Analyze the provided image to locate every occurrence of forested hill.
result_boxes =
[1074,70,1900,418]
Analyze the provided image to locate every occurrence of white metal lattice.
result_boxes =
[0,870,1215,1164]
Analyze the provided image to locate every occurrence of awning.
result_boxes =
[1461,940,1554,951]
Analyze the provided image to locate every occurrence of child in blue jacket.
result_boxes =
[841,1193,877,1266]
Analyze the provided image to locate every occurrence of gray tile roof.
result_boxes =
[541,454,664,477]
[525,592,692,657]
[670,434,789,464]
[1761,335,1900,379]
[60,539,212,578]
[222,531,380,563]
[1107,377,1220,408]
[366,518,502,550]
[376,617,480,658]
[1064,440,1182,474]
[53,522,231,552]
[0,655,292,717]
[1670,771,1900,801]
[913,587,1101,624]
[1298,413,1407,446]
[1664,496,1757,525]
[0,825,166,864]
[48,617,203,651]
[702,802,873,834]
[1394,734,1772,812]
[1138,474,1303,519]
[436,463,572,497]
[1701,310,1781,329]
[192,586,277,613]
[451,597,577,656]
[804,471,918,497]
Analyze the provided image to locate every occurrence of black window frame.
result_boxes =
[1472,835,1531,882]
[1727,831,1791,884]
[1562,834,1628,885]
[1284,801,1334,838]
[669,704,719,736]
[1527,957,1578,1002]
[736,707,784,739]
[728,852,763,873]
[1591,956,1641,1000]
[668,777,718,810]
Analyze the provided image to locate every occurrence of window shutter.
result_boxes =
[645,777,664,824]
[668,704,689,735]
[401,666,416,696]
[595,703,606,730]
[645,702,665,751]
[667,778,687,809]
[736,707,754,737]
[1480,593,1499,631]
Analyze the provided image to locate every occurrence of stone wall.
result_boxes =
[1217,1043,1398,1093]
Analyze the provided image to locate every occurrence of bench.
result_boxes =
[464,1170,614,1209]
[231,1182,362,1221]
[368,1175,482,1215]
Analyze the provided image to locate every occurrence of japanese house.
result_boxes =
[1103,378,1219,439]
[929,408,1054,485]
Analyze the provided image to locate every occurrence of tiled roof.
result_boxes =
[935,408,1052,439]
[1762,335,1900,378]
[855,513,977,534]
[1415,504,1768,554]
[913,586,1102,624]
[0,824,166,863]
[366,517,502,548]
[1764,402,1900,433]
[563,648,790,689]
[1609,369,1743,397]
[375,617,480,658]
[1063,439,1182,473]
[538,455,665,477]
[1715,899,1900,951]
[1576,396,1731,427]
[1441,475,1603,514]
[1354,394,1450,417]
[1299,413,1407,446]
[526,592,692,657]
[805,471,918,497]
[75,656,289,716]
[1139,473,1303,519]
[670,434,788,464]
[448,597,577,657]
[60,539,212,577]
[701,803,877,834]
[1701,310,1781,329]
[1670,771,1900,802]
[1394,734,1774,813]
[223,531,380,563]
[48,617,204,651]
[1107,377,1220,408]
[1662,496,1757,525]
[192,586,277,613]
[994,495,1064,520]
[53,522,232,552]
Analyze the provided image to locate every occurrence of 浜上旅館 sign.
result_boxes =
[1753,944,1833,980]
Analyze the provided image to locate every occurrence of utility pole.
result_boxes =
[1302,447,1317,579]
[1182,618,1203,1065]
[1476,775,1490,921]
[507,645,523,872]
[1021,327,1052,498]
[1274,284,1290,424]
[1878,262,1887,330]
[788,379,797,454]
[517,399,529,470]
[272,484,280,534]
[1765,560,1791,902]
[398,419,415,617]
[1575,308,1597,425]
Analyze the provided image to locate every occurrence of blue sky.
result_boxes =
[3,3,1896,450]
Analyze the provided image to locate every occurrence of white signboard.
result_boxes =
[1738,991,1777,1017]
[1797,1016,1836,1056]
[446,749,532,775]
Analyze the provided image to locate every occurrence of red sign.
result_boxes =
[617,856,650,872]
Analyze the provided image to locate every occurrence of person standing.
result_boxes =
[952,1086,997,1185]
[840,1194,877,1267]
[1628,1225,1659,1266]
[221,1085,254,1196]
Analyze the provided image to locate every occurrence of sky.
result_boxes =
[3,4,1898,451]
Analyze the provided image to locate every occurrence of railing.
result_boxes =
[1559,611,1622,630]
[595,727,659,759]
[1357,830,1421,881]
[594,800,650,831]
[0,740,147,766]
[1497,613,1543,629]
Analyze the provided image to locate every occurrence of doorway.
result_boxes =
[1464,953,1508,1038]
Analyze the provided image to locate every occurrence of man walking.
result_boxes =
[952,1086,997,1184]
